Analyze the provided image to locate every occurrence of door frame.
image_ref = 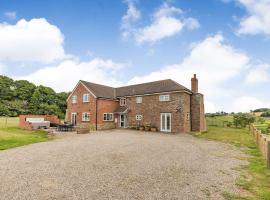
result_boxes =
[119,114,127,128]
[160,113,171,132]
[71,112,77,125]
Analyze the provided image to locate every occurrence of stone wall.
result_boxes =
[126,92,191,133]
[191,93,206,132]
[250,125,270,169]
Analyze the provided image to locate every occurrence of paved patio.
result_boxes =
[0,130,247,200]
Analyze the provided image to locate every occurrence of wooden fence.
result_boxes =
[250,125,270,169]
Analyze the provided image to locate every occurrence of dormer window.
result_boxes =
[120,98,126,106]
[72,95,77,104]
[83,93,90,102]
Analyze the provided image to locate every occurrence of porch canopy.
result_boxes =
[114,106,129,114]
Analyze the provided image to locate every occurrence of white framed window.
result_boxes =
[103,113,113,121]
[82,112,90,121]
[159,94,170,102]
[136,115,142,121]
[72,95,77,104]
[83,93,90,102]
[136,97,142,104]
[120,98,126,106]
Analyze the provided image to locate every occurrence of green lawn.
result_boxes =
[0,117,49,150]
[196,118,270,200]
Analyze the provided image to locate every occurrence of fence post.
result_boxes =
[267,141,270,169]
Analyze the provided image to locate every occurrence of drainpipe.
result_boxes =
[96,98,98,131]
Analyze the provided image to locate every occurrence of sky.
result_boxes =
[0,0,270,113]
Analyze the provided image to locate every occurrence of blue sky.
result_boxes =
[0,0,269,112]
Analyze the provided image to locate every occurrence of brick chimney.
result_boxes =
[191,74,198,93]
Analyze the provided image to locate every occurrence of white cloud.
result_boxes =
[245,64,270,84]
[232,96,270,112]
[0,18,66,63]
[232,0,270,35]
[129,34,251,112]
[121,0,141,39]
[4,11,17,20]
[121,1,199,44]
[14,58,125,92]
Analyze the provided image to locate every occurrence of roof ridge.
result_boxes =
[80,80,115,89]
[115,79,172,89]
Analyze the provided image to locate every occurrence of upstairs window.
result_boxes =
[136,97,142,104]
[83,93,90,102]
[72,95,77,104]
[120,98,126,106]
[159,94,170,102]
[103,113,113,121]
[82,112,90,121]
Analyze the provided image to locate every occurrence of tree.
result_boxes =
[233,113,255,128]
[14,80,36,100]
[0,102,10,116]
[0,75,15,101]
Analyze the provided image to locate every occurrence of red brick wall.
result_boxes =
[66,82,119,130]
[66,83,95,128]
[19,115,60,130]
[96,99,119,130]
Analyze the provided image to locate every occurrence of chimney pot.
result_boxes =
[191,74,198,93]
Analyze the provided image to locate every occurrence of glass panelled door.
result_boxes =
[71,113,77,125]
[119,114,126,128]
[160,113,171,132]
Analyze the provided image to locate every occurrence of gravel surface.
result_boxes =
[0,130,247,200]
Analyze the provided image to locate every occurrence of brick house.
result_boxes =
[65,74,206,133]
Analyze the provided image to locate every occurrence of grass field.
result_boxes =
[0,117,48,150]
[0,117,19,128]
[197,117,270,200]
[254,118,270,134]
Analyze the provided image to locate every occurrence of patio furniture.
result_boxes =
[57,124,75,132]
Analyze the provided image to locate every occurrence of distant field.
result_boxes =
[206,115,233,127]
[0,117,19,128]
[254,117,270,134]
[0,117,48,150]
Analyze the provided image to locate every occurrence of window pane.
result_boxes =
[162,114,165,130]
[167,114,170,130]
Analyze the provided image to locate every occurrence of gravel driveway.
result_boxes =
[0,130,247,200]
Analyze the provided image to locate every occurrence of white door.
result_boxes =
[160,113,171,132]
[119,114,126,128]
[71,113,77,125]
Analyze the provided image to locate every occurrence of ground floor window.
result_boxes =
[136,115,142,121]
[82,112,90,121]
[103,113,113,121]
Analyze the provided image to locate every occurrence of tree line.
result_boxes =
[0,75,70,119]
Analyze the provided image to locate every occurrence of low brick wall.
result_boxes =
[19,115,61,130]
[250,125,270,169]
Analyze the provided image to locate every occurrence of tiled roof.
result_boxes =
[80,79,191,99]
[80,80,116,99]
[114,106,128,113]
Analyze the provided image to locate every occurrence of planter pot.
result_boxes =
[150,127,157,132]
